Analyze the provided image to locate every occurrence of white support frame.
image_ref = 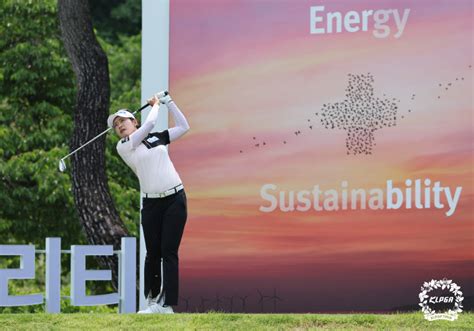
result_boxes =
[140,0,170,310]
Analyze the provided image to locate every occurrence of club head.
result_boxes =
[58,159,67,172]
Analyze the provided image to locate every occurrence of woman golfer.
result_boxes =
[107,92,190,314]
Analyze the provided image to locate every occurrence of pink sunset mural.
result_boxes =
[167,0,473,312]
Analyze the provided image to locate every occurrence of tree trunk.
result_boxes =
[58,0,129,290]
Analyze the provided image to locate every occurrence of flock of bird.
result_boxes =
[320,73,398,155]
[239,65,471,156]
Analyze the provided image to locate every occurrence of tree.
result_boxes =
[0,0,84,246]
[57,0,129,288]
[89,0,141,43]
[0,1,143,309]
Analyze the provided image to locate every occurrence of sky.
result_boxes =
[168,0,473,312]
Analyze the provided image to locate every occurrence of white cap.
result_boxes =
[107,109,136,128]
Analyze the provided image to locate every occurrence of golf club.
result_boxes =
[58,90,168,172]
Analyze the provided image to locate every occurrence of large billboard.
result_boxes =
[167,0,473,312]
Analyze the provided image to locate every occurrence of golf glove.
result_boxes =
[158,94,173,105]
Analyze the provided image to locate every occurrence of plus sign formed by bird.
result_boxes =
[320,73,398,155]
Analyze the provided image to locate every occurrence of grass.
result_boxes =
[0,312,473,330]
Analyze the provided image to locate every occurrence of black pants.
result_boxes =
[141,189,187,306]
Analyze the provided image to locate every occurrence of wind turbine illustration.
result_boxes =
[179,296,192,312]
[238,295,250,313]
[224,295,236,313]
[200,296,210,312]
[256,289,269,313]
[267,288,282,313]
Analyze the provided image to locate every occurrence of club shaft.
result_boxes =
[132,103,151,115]
[61,127,112,160]
[61,103,151,161]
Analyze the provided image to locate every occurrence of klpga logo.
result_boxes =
[419,279,463,321]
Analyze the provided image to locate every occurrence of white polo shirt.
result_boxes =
[117,130,182,194]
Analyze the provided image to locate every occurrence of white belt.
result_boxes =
[143,184,184,198]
